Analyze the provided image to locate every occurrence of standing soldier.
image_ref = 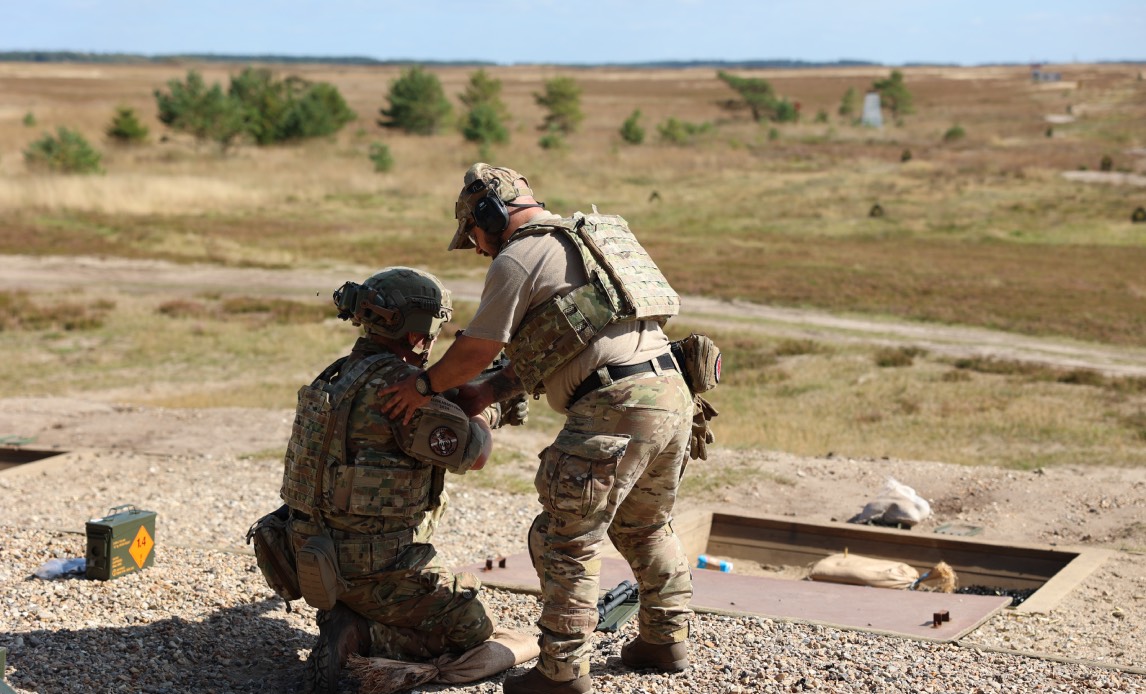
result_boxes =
[383,165,695,694]
[277,267,519,693]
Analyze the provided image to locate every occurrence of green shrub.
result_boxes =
[773,99,800,123]
[656,117,712,145]
[838,87,858,117]
[155,70,246,149]
[106,106,149,144]
[378,66,452,135]
[23,112,36,127]
[24,127,103,174]
[368,142,394,172]
[461,102,509,147]
[277,81,356,141]
[459,69,510,142]
[872,70,914,119]
[228,68,355,144]
[535,76,583,135]
[814,109,829,123]
[942,125,966,143]
[538,128,567,150]
[619,109,645,145]
[717,71,776,122]
[717,70,799,123]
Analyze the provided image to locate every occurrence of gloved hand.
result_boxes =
[479,402,503,429]
[481,395,529,429]
[500,393,529,427]
[689,395,719,460]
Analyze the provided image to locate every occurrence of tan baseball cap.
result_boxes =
[449,163,534,250]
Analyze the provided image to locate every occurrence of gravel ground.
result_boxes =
[2,450,1144,693]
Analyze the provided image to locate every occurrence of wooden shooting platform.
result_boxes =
[463,554,1009,641]
[459,510,1109,642]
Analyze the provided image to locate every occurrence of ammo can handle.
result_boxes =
[106,504,139,515]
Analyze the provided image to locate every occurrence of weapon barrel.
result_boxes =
[597,580,638,621]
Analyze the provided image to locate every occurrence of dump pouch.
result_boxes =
[246,505,302,604]
[296,532,345,610]
[670,333,722,394]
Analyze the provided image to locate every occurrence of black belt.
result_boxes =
[568,353,677,407]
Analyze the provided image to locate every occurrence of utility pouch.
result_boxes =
[296,532,344,610]
[670,333,722,394]
[246,505,302,606]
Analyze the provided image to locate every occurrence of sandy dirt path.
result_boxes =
[5,253,1146,377]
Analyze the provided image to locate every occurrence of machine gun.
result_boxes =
[595,580,639,633]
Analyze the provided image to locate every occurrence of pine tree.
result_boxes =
[106,106,149,144]
[535,77,583,135]
[378,67,453,135]
[872,70,914,119]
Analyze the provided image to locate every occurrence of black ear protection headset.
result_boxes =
[469,178,545,236]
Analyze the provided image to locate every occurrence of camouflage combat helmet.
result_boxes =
[333,266,452,340]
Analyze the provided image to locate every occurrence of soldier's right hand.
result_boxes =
[501,394,529,427]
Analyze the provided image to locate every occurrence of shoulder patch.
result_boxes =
[428,426,460,457]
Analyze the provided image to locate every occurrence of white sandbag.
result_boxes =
[849,477,932,528]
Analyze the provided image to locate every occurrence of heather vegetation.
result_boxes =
[1,60,1144,467]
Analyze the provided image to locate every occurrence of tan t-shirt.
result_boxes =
[465,213,670,412]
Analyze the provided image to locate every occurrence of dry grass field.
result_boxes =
[1,60,1145,469]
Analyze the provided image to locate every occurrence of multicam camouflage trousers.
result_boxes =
[293,506,494,661]
[338,541,495,660]
[528,370,695,681]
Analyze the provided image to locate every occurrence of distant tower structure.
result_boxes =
[861,92,883,128]
[1030,63,1062,82]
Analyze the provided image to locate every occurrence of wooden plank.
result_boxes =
[1015,548,1115,614]
[707,513,1078,583]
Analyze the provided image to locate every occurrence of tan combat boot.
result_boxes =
[309,603,371,693]
[502,666,592,694]
[620,636,689,672]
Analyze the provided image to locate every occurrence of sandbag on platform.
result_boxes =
[810,553,957,592]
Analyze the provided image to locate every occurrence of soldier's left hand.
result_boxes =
[379,375,431,425]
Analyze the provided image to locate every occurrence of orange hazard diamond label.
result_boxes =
[129,525,154,568]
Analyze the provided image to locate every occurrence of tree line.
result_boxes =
[19,66,915,174]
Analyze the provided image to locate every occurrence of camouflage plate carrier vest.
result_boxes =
[280,353,443,525]
[504,209,680,395]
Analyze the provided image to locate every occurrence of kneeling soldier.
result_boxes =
[279,267,510,692]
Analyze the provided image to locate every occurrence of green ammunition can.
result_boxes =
[85,504,157,581]
[1,646,17,694]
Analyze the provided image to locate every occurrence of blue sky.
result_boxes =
[2,0,1143,65]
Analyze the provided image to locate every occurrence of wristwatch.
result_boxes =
[414,370,437,397]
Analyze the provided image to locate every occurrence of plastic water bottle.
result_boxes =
[697,554,733,572]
